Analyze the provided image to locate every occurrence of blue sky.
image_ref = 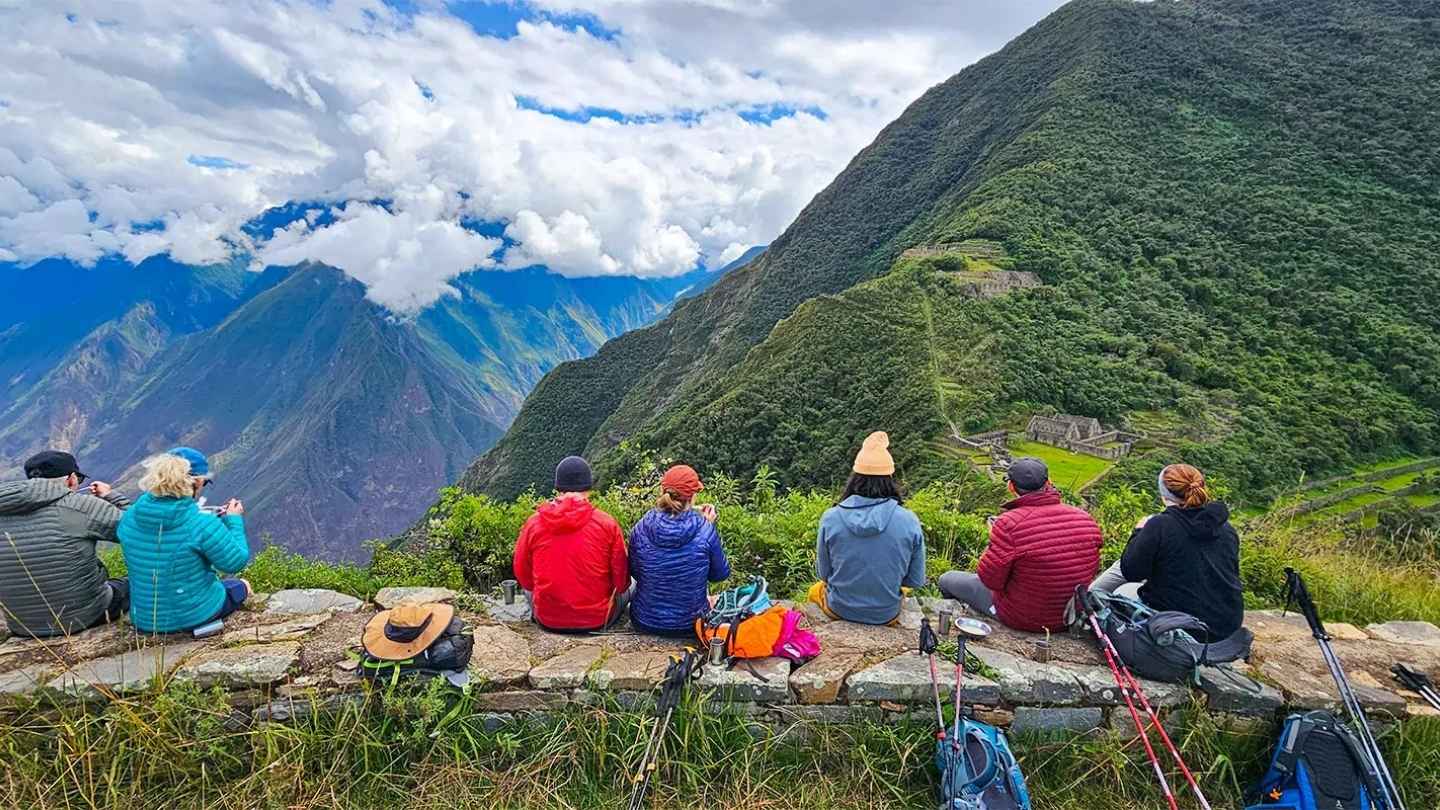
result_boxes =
[0,0,1065,311]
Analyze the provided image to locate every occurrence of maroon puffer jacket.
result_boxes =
[977,487,1101,632]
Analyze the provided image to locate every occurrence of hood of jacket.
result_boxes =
[126,493,200,531]
[1166,502,1231,542]
[535,495,597,532]
[638,508,706,549]
[836,495,900,537]
[0,478,70,516]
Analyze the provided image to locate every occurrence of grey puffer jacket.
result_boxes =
[0,478,128,637]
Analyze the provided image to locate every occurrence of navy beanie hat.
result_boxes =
[555,456,593,493]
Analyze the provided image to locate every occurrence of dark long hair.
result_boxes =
[839,472,905,504]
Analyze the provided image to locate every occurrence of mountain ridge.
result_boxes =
[3,250,756,558]
[458,0,1440,502]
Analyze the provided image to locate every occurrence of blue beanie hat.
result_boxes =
[169,446,211,478]
[554,456,593,493]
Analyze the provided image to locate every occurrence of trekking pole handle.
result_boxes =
[1283,568,1329,641]
[919,617,939,655]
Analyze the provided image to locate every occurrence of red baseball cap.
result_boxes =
[660,464,704,499]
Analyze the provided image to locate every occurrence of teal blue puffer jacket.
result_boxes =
[117,493,250,633]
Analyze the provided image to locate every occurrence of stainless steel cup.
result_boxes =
[501,579,518,605]
[937,607,953,639]
[708,636,726,666]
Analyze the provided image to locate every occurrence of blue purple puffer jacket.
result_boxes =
[628,508,730,632]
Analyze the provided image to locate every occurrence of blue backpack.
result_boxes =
[1246,711,1386,810]
[936,719,1032,810]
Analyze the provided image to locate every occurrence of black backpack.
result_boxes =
[1081,590,1253,683]
[361,616,474,684]
[1245,711,1385,810]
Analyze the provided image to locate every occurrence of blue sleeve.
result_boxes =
[627,522,646,582]
[197,514,250,574]
[815,512,833,581]
[706,524,731,582]
[903,515,927,588]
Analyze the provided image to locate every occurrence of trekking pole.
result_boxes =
[1285,569,1407,810]
[1392,664,1440,712]
[919,619,948,736]
[1084,609,1181,810]
[626,649,701,810]
[1075,588,1213,810]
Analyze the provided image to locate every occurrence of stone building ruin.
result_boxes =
[1024,415,1144,461]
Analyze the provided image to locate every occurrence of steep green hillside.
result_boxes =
[462,0,1440,501]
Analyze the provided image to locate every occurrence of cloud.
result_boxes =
[0,0,1065,310]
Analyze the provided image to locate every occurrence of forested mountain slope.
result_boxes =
[2,250,738,558]
[461,0,1440,501]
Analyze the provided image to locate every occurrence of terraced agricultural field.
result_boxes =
[1279,457,1440,527]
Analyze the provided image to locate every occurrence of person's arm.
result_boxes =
[902,518,927,588]
[706,525,731,582]
[1120,519,1162,583]
[196,513,250,574]
[609,522,629,594]
[79,497,125,544]
[513,520,535,592]
[814,516,833,582]
[976,519,1017,592]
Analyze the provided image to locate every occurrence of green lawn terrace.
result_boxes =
[1258,457,1440,528]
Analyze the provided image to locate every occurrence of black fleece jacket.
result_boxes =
[1121,502,1244,641]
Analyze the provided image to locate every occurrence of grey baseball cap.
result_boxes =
[1006,457,1049,492]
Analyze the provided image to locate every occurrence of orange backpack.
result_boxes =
[695,604,788,659]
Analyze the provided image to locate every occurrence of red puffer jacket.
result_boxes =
[977,487,1101,632]
[513,496,628,630]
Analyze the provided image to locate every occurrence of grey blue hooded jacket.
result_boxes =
[816,495,926,624]
[0,478,128,637]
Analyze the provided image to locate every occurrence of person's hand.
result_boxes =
[987,515,999,528]
[88,481,112,498]
[219,498,244,516]
[698,503,717,523]
[1134,514,1154,530]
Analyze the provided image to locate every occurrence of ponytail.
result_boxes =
[656,489,690,515]
[1161,463,1211,509]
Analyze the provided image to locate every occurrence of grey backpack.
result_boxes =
[1082,590,1252,683]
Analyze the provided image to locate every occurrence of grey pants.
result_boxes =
[937,571,998,617]
[1090,559,1143,600]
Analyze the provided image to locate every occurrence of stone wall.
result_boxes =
[6,587,1438,740]
[944,270,1042,299]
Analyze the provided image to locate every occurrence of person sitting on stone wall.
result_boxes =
[939,457,1101,632]
[627,464,730,637]
[808,432,927,626]
[0,450,132,638]
[118,447,251,634]
[1090,463,1243,642]
[513,456,630,632]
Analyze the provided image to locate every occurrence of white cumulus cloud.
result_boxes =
[0,0,1063,312]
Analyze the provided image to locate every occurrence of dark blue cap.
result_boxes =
[1005,457,1049,492]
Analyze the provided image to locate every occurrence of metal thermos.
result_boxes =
[500,579,518,605]
[937,607,953,639]
[708,636,727,665]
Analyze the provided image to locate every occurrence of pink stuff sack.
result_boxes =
[773,609,821,663]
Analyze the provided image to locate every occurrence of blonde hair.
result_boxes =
[656,489,690,515]
[139,454,197,499]
[1161,463,1212,509]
